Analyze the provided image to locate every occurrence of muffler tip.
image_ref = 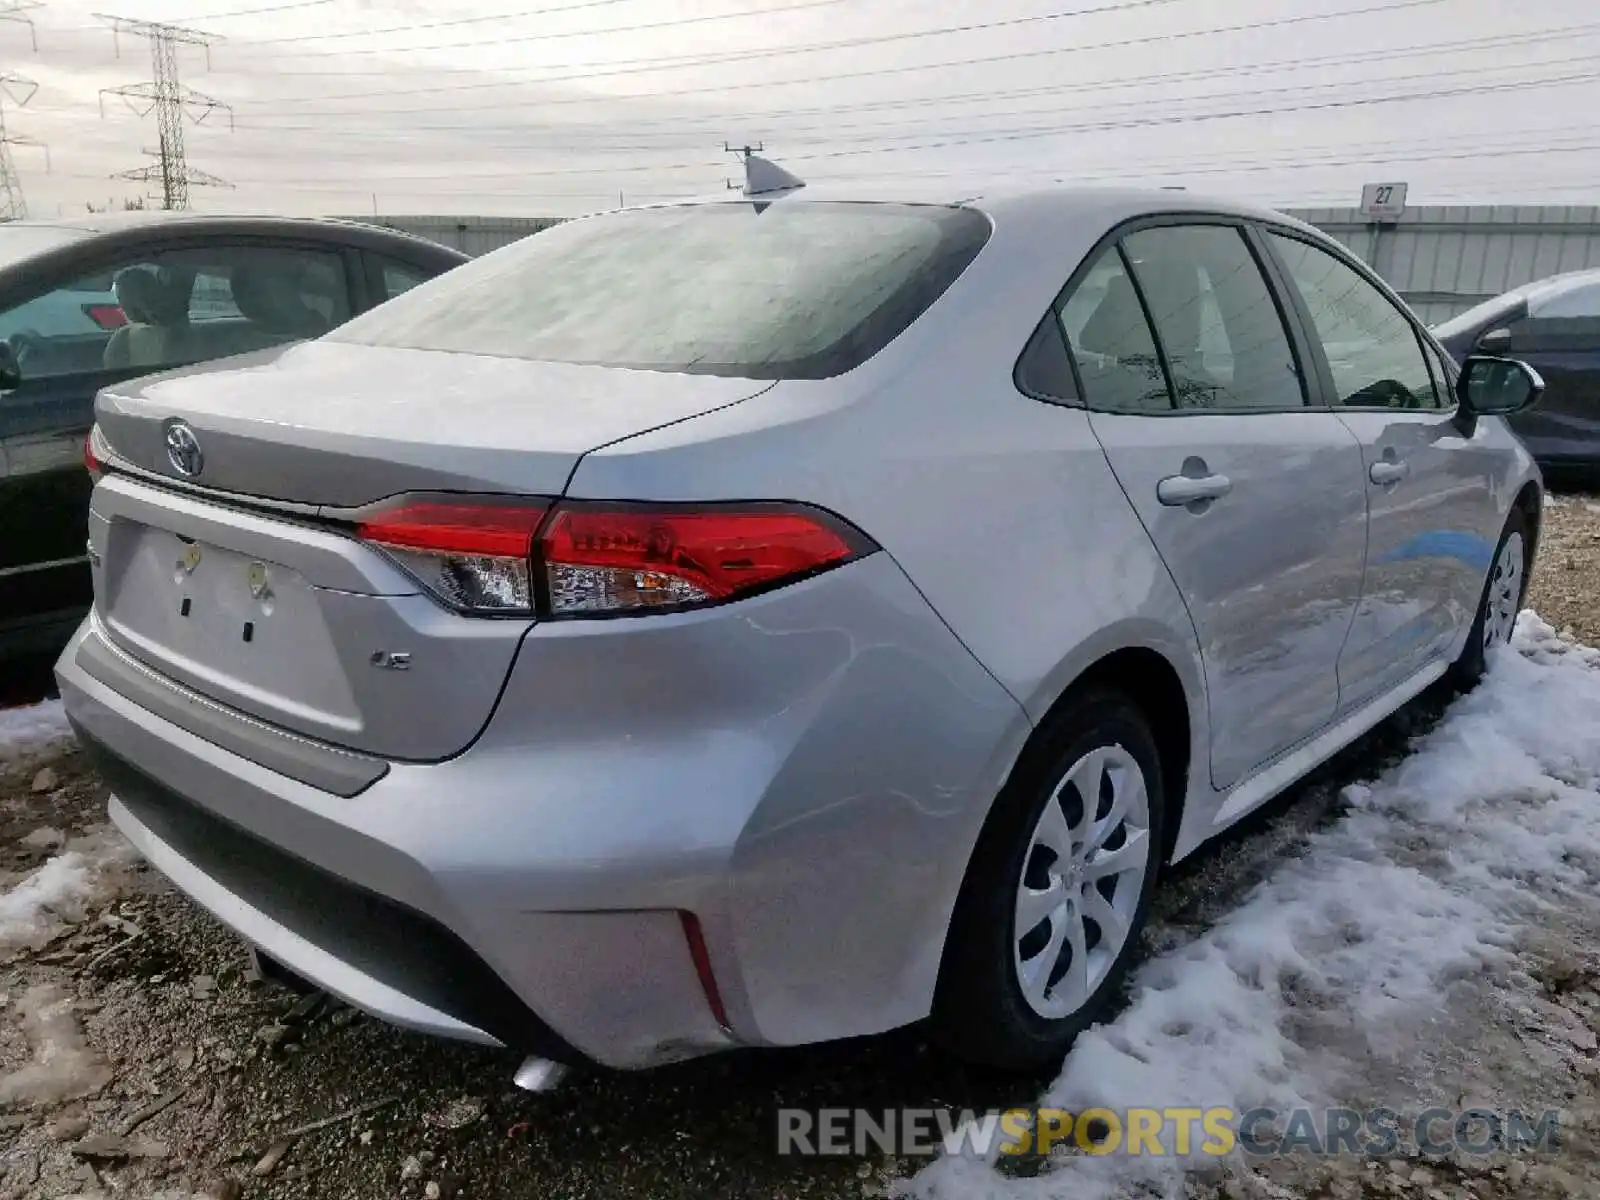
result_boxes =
[512,1055,568,1093]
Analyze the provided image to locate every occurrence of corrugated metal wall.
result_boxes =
[348,215,562,257]
[1281,205,1600,326]
[361,207,1600,328]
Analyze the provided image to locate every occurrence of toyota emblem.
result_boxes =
[164,420,204,478]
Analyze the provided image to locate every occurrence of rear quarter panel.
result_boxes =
[565,193,1214,935]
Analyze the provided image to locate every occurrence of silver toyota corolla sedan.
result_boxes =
[55,176,1544,1086]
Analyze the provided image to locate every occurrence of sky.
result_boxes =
[0,0,1597,220]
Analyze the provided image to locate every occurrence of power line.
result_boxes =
[225,59,1597,154]
[728,53,1600,148]
[217,13,1600,92]
[223,22,1600,134]
[97,13,233,209]
[769,69,1600,167]
[207,57,1600,174]
[221,0,1449,108]
[240,0,860,46]
[149,122,1600,193]
[180,0,336,18]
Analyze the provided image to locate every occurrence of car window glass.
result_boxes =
[1423,339,1456,407]
[1015,312,1077,402]
[1268,232,1439,410]
[1506,283,1600,353]
[1056,246,1171,413]
[0,245,351,383]
[1528,280,1600,319]
[1122,224,1303,410]
[331,202,992,380]
[379,258,433,301]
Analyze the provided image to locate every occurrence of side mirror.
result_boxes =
[1476,326,1513,355]
[1455,354,1543,429]
[0,340,20,391]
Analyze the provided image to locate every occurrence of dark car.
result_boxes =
[0,213,468,664]
[1433,268,1600,474]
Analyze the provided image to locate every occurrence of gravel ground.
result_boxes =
[1526,494,1600,648]
[2,492,1600,1200]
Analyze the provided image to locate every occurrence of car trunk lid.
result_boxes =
[93,340,770,507]
[87,342,772,762]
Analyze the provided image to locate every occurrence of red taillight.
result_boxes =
[84,303,127,330]
[352,495,873,619]
[539,502,866,617]
[356,498,549,614]
[84,429,103,481]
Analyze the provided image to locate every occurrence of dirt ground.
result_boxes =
[1,494,1599,1200]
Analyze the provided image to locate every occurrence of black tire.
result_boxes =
[931,687,1166,1072]
[1450,505,1530,690]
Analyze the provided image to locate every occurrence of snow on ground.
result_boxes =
[0,829,137,956]
[913,612,1600,1200]
[0,698,72,762]
[0,982,114,1108]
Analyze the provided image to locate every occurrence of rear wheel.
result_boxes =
[932,689,1165,1071]
[1451,506,1529,689]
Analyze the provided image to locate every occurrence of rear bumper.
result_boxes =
[82,732,569,1055]
[57,552,1027,1069]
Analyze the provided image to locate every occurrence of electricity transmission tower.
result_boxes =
[97,13,232,210]
[0,1,44,221]
[0,73,47,220]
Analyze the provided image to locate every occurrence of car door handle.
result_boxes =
[1369,459,1409,485]
[1156,473,1232,506]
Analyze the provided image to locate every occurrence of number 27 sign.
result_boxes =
[1360,182,1408,221]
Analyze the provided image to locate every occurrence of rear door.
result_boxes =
[1263,230,1501,706]
[1069,219,1369,791]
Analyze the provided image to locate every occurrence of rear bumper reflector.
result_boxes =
[679,910,731,1033]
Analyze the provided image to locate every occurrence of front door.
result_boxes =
[1062,221,1369,790]
[1264,231,1501,704]
[0,241,358,658]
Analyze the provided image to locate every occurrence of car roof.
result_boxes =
[1522,267,1600,299]
[0,212,468,287]
[637,179,1324,237]
[10,211,395,236]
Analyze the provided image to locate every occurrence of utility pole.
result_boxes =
[723,141,763,190]
[0,2,44,222]
[97,14,232,210]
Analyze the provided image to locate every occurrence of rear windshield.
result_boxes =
[329,201,992,379]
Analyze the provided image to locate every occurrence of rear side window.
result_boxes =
[1056,246,1172,413]
[376,256,434,301]
[330,202,991,379]
[1121,224,1305,411]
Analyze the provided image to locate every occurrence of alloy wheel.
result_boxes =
[1012,744,1152,1020]
[1483,530,1525,654]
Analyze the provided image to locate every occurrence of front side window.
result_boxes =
[1121,224,1304,411]
[1268,232,1440,410]
[330,201,992,380]
[0,244,351,383]
[1055,246,1171,413]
